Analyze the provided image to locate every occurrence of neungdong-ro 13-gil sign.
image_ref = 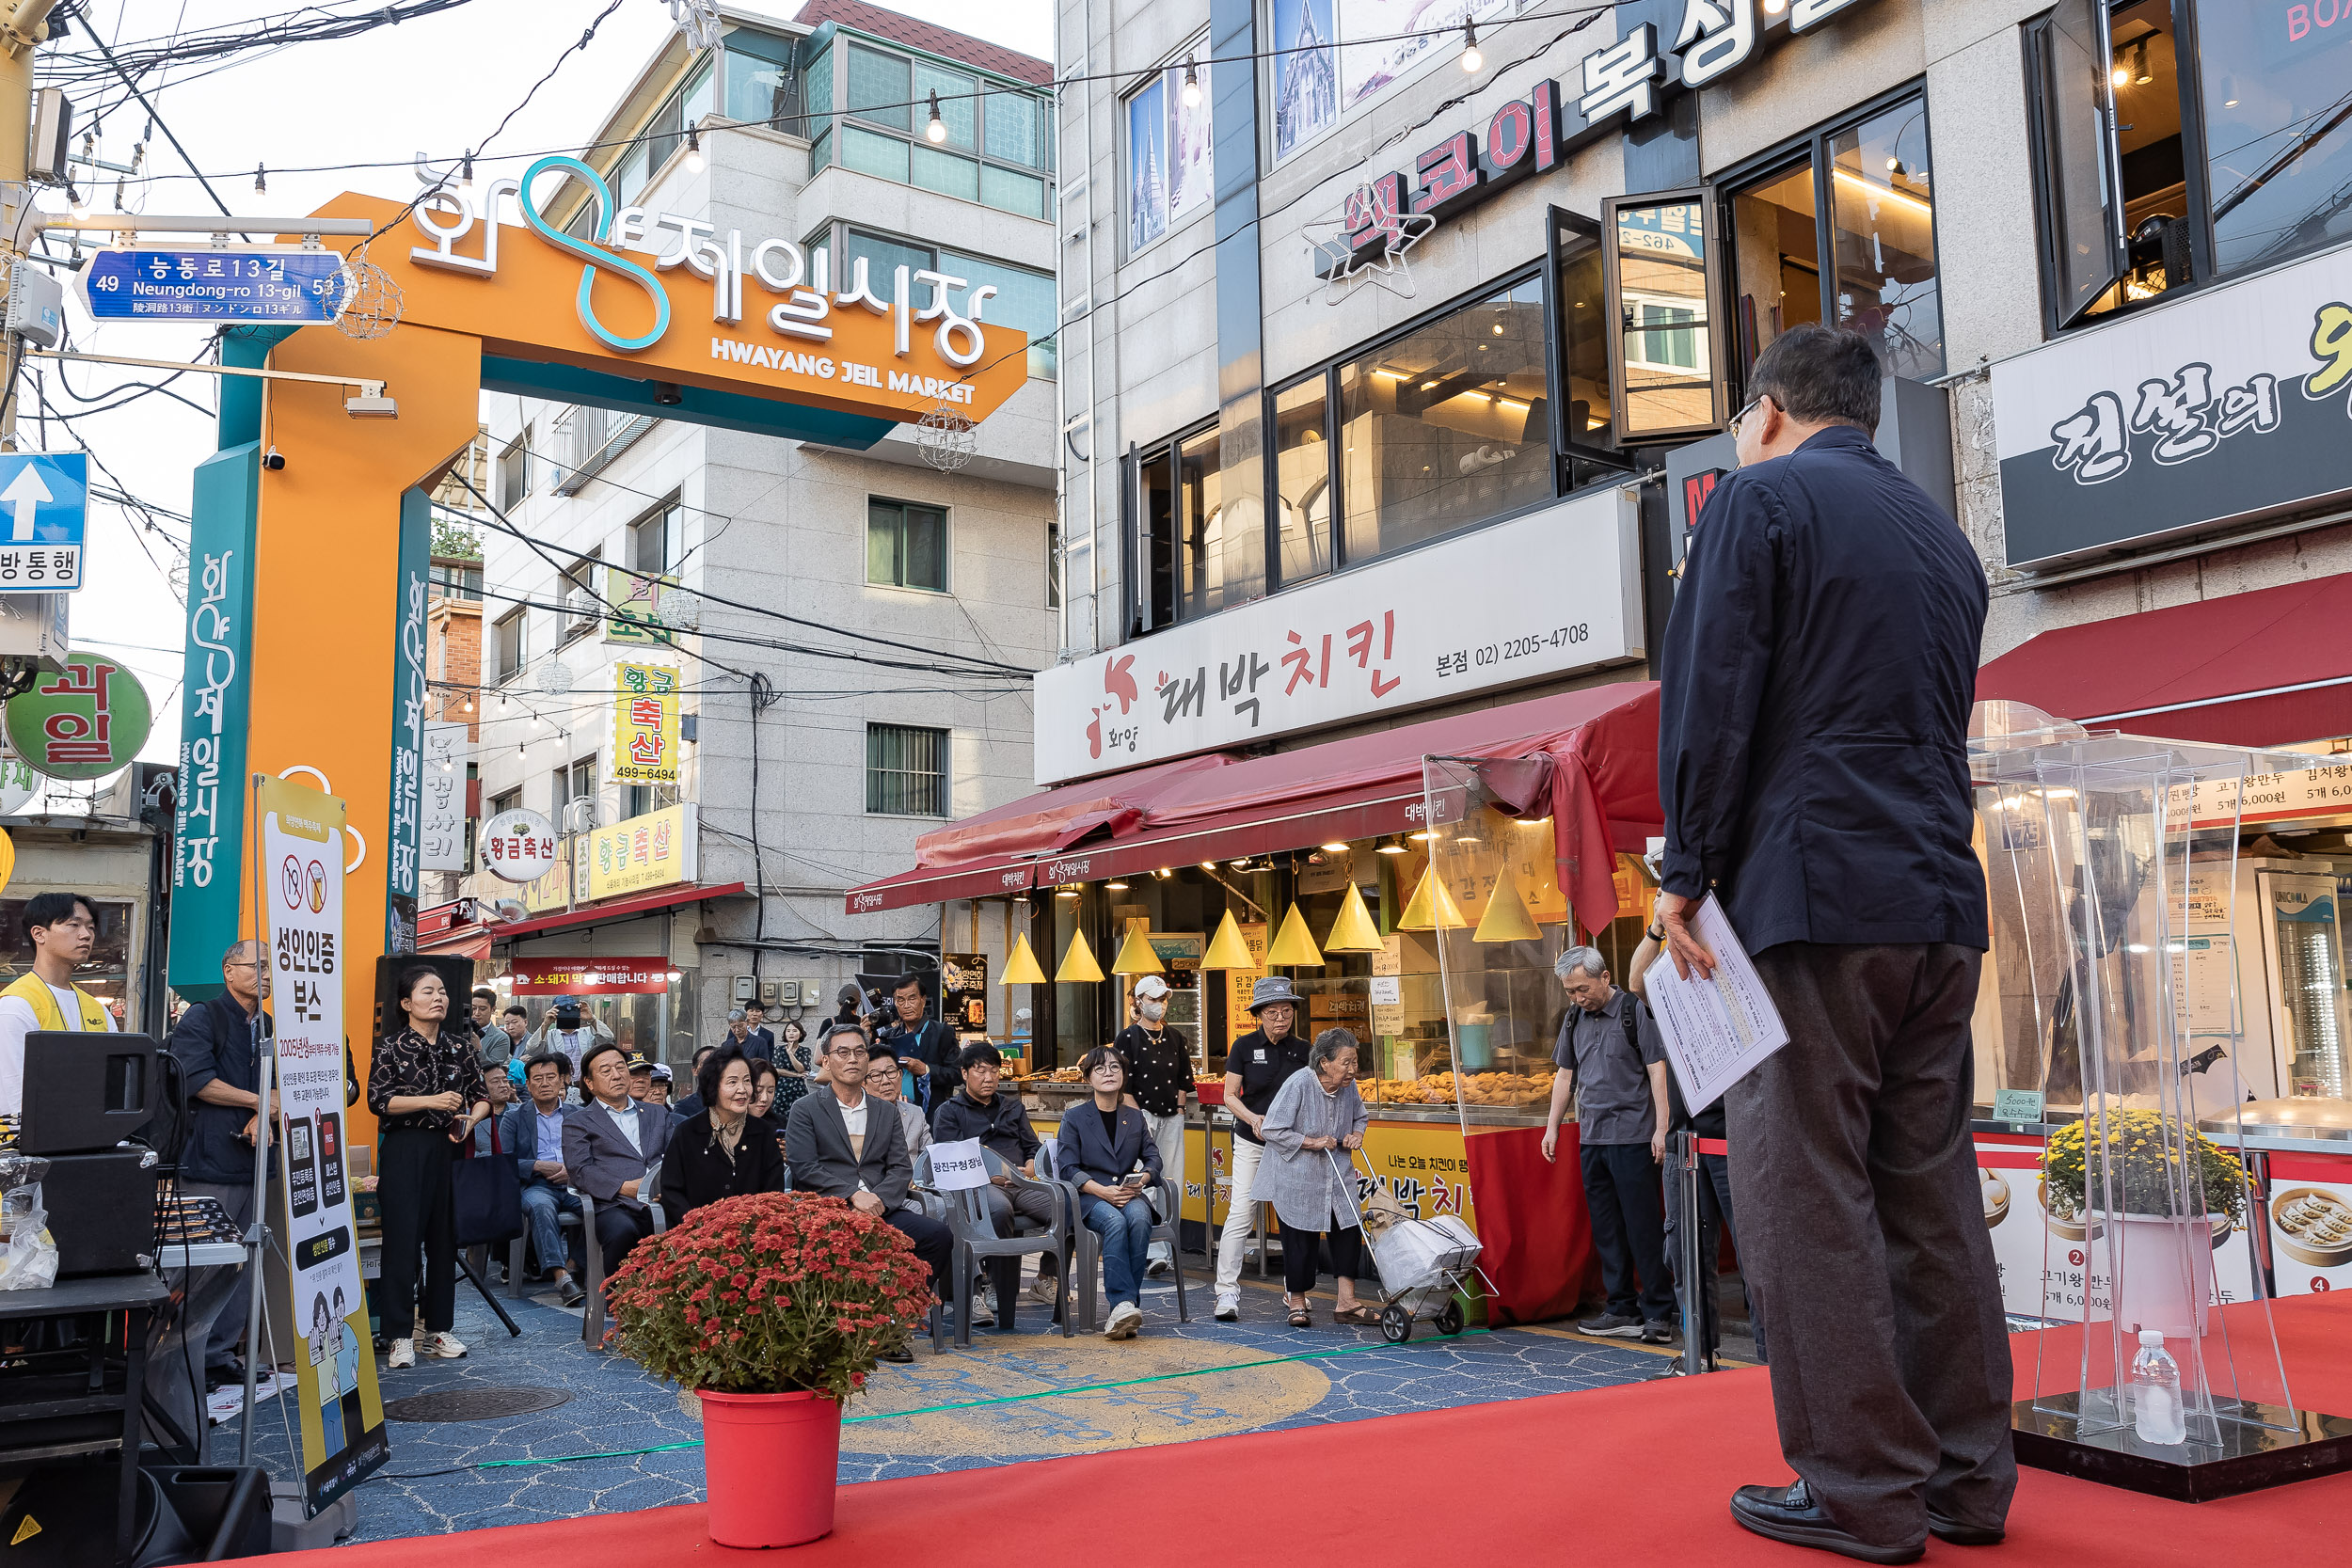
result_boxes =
[1317,0,1881,277]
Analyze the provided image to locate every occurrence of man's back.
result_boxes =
[1659,423,1988,955]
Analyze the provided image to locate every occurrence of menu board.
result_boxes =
[942,953,988,1035]
[1225,922,1268,1049]
[2267,1154,2352,1296]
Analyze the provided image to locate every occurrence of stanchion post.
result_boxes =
[1677,1129,1706,1375]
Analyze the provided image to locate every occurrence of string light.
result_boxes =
[460,150,475,187]
[252,163,265,196]
[1460,21,1483,73]
[1181,56,1202,109]
[68,184,87,219]
[683,128,704,173]
[925,91,946,143]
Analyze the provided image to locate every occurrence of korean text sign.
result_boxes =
[1032,486,1640,784]
[1994,242,2352,568]
[612,659,681,784]
[5,649,153,780]
[258,775,389,1510]
[580,803,697,902]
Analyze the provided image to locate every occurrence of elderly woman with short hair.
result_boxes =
[1258,1028,1375,1327]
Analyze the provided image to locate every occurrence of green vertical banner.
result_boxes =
[384,487,431,957]
[167,442,262,1000]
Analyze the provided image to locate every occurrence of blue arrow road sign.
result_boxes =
[0,452,88,594]
[79,248,349,325]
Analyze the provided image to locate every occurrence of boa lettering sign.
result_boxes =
[409,156,1025,420]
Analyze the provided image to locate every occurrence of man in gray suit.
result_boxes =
[562,1040,672,1277]
[785,1026,952,1361]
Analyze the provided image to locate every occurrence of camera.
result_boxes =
[262,447,286,471]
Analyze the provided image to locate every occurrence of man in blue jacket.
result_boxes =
[168,941,276,1387]
[1656,324,2009,1564]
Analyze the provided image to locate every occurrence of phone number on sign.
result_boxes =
[1436,625,1590,678]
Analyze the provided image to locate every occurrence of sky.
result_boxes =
[31,0,1053,807]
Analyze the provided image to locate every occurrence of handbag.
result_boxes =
[452,1127,523,1247]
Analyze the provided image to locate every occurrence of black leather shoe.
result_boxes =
[1729,1481,1923,1565]
[1926,1508,2005,1546]
[881,1344,914,1364]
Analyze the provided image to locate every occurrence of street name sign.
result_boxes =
[79,247,350,324]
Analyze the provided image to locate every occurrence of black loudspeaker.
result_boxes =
[0,1464,272,1566]
[18,1032,158,1155]
[42,1148,161,1275]
[371,953,473,1049]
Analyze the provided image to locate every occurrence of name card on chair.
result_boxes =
[930,1139,989,1192]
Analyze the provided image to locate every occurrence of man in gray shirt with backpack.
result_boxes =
[1539,944,1673,1342]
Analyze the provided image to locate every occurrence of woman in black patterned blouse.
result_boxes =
[366,966,490,1370]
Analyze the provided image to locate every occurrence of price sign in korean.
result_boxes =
[479,807,559,882]
[79,247,352,324]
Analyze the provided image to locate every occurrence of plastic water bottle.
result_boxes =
[2130,1328,2186,1446]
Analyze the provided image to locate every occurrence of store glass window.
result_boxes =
[1125,38,1214,253]
[868,498,948,592]
[1336,277,1551,564]
[2195,0,2352,275]
[867,723,950,816]
[1552,210,1624,475]
[1273,376,1333,588]
[1727,162,1821,374]
[1606,196,1723,439]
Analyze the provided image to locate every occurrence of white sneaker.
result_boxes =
[1029,1274,1061,1305]
[1144,1258,1172,1279]
[1103,1301,1142,1340]
[387,1338,416,1370]
[421,1331,469,1359]
[1214,1294,1239,1323]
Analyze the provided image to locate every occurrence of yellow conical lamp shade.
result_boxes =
[1110,926,1165,974]
[1472,869,1540,943]
[1001,931,1047,985]
[1200,910,1254,970]
[1265,903,1325,967]
[1056,929,1105,983]
[1396,863,1466,932]
[1324,881,1382,952]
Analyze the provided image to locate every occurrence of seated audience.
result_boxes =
[930,1041,1062,1316]
[502,1052,583,1306]
[1051,1046,1162,1340]
[561,1040,672,1280]
[662,1045,787,1222]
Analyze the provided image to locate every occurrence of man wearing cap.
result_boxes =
[644,1063,674,1108]
[1114,974,1194,1281]
[1212,977,1311,1321]
[627,1055,655,1102]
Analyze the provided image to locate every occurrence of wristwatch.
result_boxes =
[1645,919,1666,942]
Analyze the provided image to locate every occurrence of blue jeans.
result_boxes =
[1083,1196,1154,1312]
[520,1180,582,1276]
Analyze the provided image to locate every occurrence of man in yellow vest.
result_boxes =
[0,892,119,1118]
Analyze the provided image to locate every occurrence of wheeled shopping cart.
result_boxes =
[1331,1148,1492,1343]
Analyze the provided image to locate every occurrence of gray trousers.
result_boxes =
[1731,942,2014,1550]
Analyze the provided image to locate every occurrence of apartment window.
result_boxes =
[866,724,949,816]
[559,551,600,642]
[1708,90,1942,387]
[552,756,596,824]
[724,25,798,128]
[629,499,684,576]
[1265,0,1511,166]
[825,226,1057,379]
[488,785,521,819]
[1129,415,1253,633]
[493,608,525,682]
[429,559,483,602]
[1124,38,1214,254]
[497,437,530,509]
[2027,2,2352,331]
[805,38,1049,218]
[868,498,948,592]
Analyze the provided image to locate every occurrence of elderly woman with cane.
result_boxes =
[1259,1028,1375,1327]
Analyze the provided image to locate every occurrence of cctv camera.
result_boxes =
[262,447,286,470]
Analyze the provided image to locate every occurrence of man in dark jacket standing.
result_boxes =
[168,941,275,1386]
[1656,324,2009,1564]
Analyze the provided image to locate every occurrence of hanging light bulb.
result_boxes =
[684,128,705,173]
[1181,56,1202,109]
[252,164,266,196]
[68,184,87,220]
[462,696,474,713]
[1459,21,1482,73]
[2131,38,2151,85]
[460,150,475,188]
[925,90,947,144]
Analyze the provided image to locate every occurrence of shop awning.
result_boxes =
[421,880,747,953]
[845,683,1663,932]
[1976,574,2352,747]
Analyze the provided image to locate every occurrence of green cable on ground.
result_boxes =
[389,1326,1499,1477]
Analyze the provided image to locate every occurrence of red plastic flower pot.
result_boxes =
[698,1388,842,1547]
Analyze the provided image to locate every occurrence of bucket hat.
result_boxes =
[1246,975,1303,1013]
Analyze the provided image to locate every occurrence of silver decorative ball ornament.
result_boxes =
[541,658,573,696]
[916,402,977,473]
[334,245,405,341]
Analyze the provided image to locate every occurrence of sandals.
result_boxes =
[1330,1303,1380,1325]
[1287,1303,1313,1328]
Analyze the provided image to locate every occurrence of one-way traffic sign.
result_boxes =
[0,452,88,593]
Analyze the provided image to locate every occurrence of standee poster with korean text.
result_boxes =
[258,775,389,1509]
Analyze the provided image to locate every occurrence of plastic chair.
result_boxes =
[914,1148,1073,1348]
[575,1187,665,1347]
[1040,1142,1189,1331]
[506,1206,584,1300]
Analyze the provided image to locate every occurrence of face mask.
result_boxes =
[1138,999,1167,1022]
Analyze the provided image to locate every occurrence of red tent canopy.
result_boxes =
[848,683,1662,931]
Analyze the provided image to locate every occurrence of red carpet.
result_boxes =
[285,1296,2352,1566]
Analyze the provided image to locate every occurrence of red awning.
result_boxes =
[845,683,1662,932]
[1977,574,2352,747]
[421,880,747,951]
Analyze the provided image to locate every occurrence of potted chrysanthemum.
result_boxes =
[602,1193,932,1547]
[2042,1110,2250,1338]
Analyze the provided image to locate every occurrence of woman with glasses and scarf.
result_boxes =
[662,1045,787,1223]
